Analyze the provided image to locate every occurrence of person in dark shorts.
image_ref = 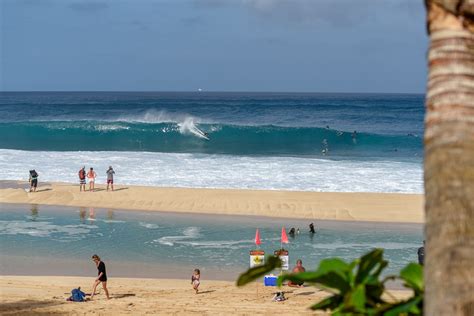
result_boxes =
[417,240,425,265]
[106,166,115,191]
[29,170,38,192]
[91,254,110,300]
[78,167,86,192]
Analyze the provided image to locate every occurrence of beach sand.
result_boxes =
[0,181,424,223]
[0,275,411,315]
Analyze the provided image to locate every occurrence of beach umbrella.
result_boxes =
[254,228,262,246]
[281,227,289,245]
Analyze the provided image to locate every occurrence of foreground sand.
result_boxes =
[0,276,411,315]
[0,182,424,223]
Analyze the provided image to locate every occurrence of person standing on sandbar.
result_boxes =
[91,254,110,300]
[106,166,115,191]
[87,167,96,192]
[78,166,86,192]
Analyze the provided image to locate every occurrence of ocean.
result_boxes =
[0,92,424,193]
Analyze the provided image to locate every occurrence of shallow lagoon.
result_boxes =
[0,203,423,280]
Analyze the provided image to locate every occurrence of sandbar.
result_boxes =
[0,181,424,223]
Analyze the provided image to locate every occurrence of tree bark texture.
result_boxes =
[425,0,474,315]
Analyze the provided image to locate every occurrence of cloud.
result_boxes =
[242,0,373,28]
[193,0,422,28]
[68,1,109,12]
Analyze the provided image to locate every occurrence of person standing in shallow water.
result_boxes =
[87,167,96,192]
[309,223,316,234]
[417,241,425,265]
[91,254,110,300]
[106,166,115,191]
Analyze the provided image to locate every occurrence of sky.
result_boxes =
[0,0,428,93]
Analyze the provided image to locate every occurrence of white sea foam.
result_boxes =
[178,117,208,139]
[0,149,423,193]
[155,227,200,246]
[180,239,254,249]
[94,125,130,132]
[139,222,160,229]
[114,109,211,125]
[0,220,98,238]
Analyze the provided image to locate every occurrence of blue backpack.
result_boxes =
[69,288,86,302]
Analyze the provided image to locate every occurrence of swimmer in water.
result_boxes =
[289,227,296,237]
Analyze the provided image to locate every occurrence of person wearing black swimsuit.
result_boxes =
[91,254,110,300]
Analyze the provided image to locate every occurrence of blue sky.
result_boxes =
[1,0,428,93]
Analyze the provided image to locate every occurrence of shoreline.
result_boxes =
[0,181,424,223]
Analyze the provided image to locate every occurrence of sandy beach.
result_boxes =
[0,181,424,223]
[0,275,411,315]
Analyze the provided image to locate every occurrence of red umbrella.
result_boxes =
[255,228,262,246]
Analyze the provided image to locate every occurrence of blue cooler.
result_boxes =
[264,275,277,286]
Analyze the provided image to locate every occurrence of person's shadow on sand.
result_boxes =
[30,188,52,193]
[0,299,60,313]
[113,187,129,192]
[197,290,215,295]
[111,293,136,299]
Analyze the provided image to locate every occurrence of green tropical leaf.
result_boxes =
[382,296,422,316]
[343,284,366,311]
[317,258,352,275]
[236,256,281,286]
[400,263,423,293]
[355,248,384,283]
[310,295,342,311]
[280,271,351,294]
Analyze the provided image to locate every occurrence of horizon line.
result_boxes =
[0,90,425,95]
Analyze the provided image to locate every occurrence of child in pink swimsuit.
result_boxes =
[191,268,200,294]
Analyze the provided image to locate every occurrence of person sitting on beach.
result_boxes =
[106,166,115,191]
[287,259,306,287]
[87,168,96,192]
[309,223,316,234]
[91,254,110,300]
[78,167,86,192]
[191,268,200,294]
[29,170,38,192]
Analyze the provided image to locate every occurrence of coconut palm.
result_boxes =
[424,1,474,315]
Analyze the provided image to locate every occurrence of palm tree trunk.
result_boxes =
[425,1,474,315]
